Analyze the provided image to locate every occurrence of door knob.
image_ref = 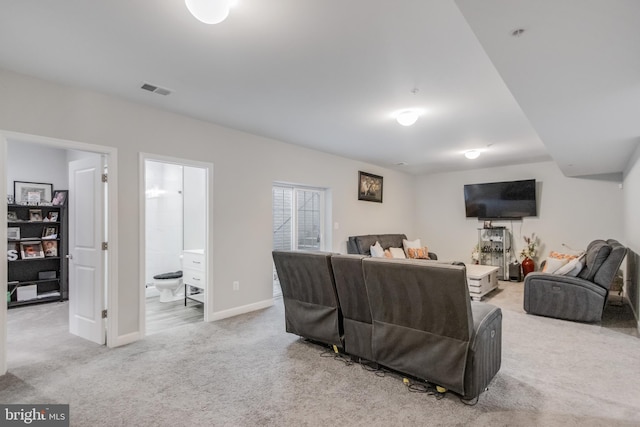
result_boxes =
[66,254,73,260]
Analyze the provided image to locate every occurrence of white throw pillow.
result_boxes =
[556,257,584,276]
[389,247,407,259]
[370,241,385,258]
[543,257,569,274]
[402,238,421,257]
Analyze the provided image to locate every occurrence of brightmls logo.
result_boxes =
[1,405,69,426]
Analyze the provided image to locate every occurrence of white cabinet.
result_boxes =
[183,249,205,305]
[465,264,499,301]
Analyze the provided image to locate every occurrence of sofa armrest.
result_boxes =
[524,272,607,297]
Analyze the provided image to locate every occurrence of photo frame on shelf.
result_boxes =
[29,209,43,221]
[8,227,20,241]
[7,211,18,221]
[358,171,383,203]
[14,181,53,205]
[45,211,59,222]
[42,226,58,239]
[43,240,58,257]
[20,241,45,259]
[52,190,68,206]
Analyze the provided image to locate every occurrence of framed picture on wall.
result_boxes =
[14,181,53,205]
[358,171,383,203]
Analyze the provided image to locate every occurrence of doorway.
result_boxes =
[1,131,117,375]
[140,154,211,336]
[272,184,327,297]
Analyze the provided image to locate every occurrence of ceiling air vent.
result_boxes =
[140,82,172,96]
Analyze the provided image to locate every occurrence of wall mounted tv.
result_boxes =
[464,179,537,220]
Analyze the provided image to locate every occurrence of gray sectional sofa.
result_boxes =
[272,250,502,400]
[347,233,438,260]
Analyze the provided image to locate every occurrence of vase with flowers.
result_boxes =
[519,233,539,277]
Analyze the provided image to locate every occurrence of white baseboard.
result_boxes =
[209,298,274,321]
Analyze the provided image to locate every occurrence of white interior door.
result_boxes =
[68,156,105,344]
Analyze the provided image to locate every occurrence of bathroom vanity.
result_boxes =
[183,249,206,306]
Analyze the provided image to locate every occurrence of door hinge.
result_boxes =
[102,242,108,250]
[101,309,108,319]
[102,173,108,183]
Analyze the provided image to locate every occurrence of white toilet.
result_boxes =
[153,271,184,303]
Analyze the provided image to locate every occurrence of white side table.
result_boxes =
[465,264,499,301]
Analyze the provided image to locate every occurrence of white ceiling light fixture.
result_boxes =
[185,0,231,25]
[396,109,420,126]
[464,150,481,159]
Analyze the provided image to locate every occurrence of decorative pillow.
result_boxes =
[548,250,583,261]
[383,249,393,259]
[555,257,584,276]
[370,241,385,258]
[542,257,569,273]
[389,247,407,259]
[407,246,430,259]
[402,238,422,257]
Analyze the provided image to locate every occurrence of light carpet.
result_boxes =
[1,282,639,426]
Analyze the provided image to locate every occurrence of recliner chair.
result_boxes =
[272,250,343,349]
[523,239,627,322]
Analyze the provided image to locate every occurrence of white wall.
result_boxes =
[623,145,640,254]
[415,161,624,267]
[0,68,417,340]
[145,161,184,284]
[183,166,206,251]
[6,141,68,196]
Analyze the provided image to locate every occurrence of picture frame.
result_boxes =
[358,171,383,203]
[45,211,59,222]
[8,227,20,241]
[42,226,58,239]
[483,220,492,229]
[14,181,53,205]
[29,209,43,221]
[7,211,18,221]
[52,190,68,206]
[43,240,58,257]
[20,241,45,259]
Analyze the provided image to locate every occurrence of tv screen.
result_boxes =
[464,179,537,219]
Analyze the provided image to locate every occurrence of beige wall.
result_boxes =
[0,68,417,340]
[415,161,624,266]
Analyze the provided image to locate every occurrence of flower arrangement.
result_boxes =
[471,244,480,263]
[519,233,539,260]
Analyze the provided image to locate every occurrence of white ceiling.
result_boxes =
[0,0,637,176]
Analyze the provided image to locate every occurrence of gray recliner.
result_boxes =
[272,250,343,349]
[331,254,373,361]
[523,239,627,323]
[362,258,502,399]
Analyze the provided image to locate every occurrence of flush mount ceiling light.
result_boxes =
[464,150,481,159]
[185,0,231,24]
[396,110,420,126]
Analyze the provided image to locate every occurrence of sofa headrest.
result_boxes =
[578,239,626,288]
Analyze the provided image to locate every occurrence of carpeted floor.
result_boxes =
[2,282,640,426]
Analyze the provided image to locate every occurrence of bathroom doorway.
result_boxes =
[140,155,211,336]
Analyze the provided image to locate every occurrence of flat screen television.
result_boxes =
[464,179,537,220]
